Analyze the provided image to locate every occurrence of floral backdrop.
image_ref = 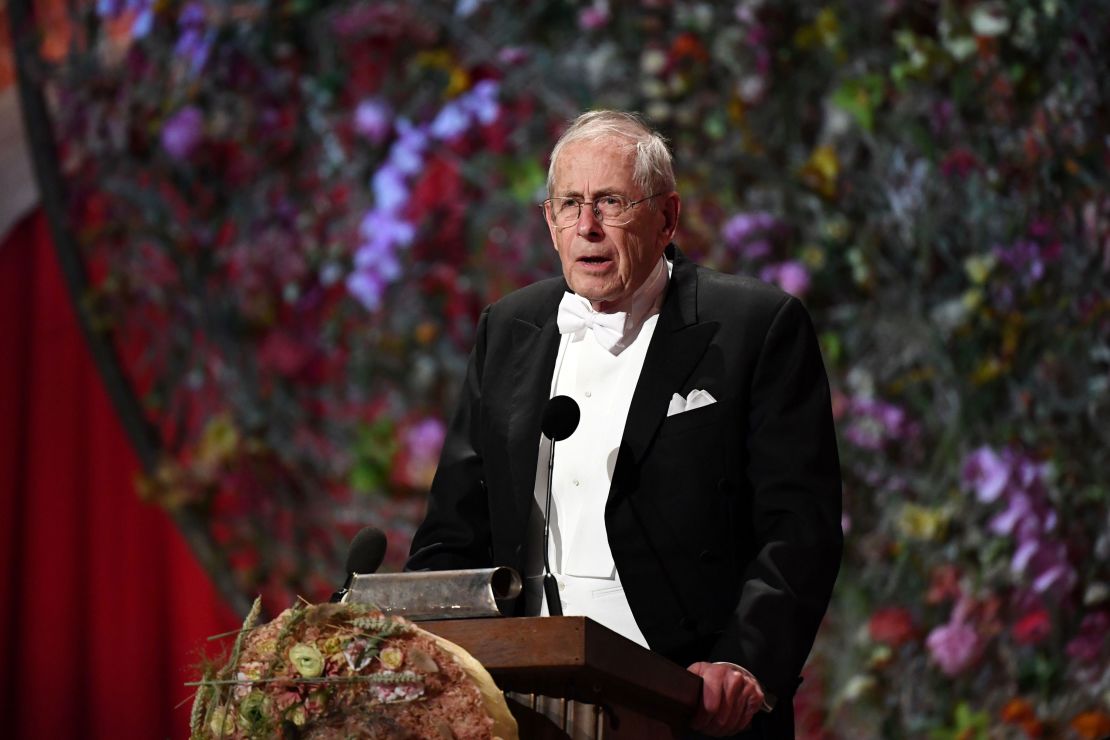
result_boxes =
[23,0,1110,736]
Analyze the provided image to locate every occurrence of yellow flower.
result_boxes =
[208,705,232,736]
[794,7,840,50]
[897,504,949,541]
[801,245,826,270]
[288,704,308,728]
[961,288,984,312]
[800,146,839,198]
[197,413,239,472]
[289,643,325,678]
[379,646,404,670]
[414,50,469,97]
[973,356,1005,385]
[963,254,996,284]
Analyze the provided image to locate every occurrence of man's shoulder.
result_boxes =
[486,275,566,323]
[687,261,796,320]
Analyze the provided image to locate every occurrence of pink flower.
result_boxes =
[760,261,811,297]
[578,5,610,30]
[354,99,393,144]
[392,418,446,489]
[926,620,984,676]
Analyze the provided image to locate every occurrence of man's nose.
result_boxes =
[576,204,604,239]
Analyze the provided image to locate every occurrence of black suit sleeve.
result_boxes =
[405,306,494,571]
[709,295,843,699]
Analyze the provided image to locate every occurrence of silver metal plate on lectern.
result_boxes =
[342,566,522,621]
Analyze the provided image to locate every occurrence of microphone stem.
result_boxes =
[542,437,562,616]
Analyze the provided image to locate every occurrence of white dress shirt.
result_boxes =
[533,257,671,646]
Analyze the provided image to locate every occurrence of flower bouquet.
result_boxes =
[190,599,517,739]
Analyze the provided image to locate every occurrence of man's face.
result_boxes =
[546,137,679,312]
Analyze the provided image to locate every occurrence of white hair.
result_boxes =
[546,110,675,199]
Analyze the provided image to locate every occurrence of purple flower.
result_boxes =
[354,238,403,282]
[1012,539,1075,596]
[962,446,1010,503]
[173,2,210,74]
[160,106,204,161]
[722,211,777,257]
[346,271,387,312]
[994,240,1043,282]
[465,80,500,125]
[989,490,1054,539]
[429,81,501,141]
[844,397,916,451]
[372,166,409,212]
[348,208,411,312]
[963,445,1074,601]
[97,0,153,37]
[354,99,393,144]
[358,211,414,249]
[1066,612,1109,665]
[387,120,428,175]
[430,101,470,140]
[926,620,983,676]
[993,237,1059,288]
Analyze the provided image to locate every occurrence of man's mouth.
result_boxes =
[578,255,612,264]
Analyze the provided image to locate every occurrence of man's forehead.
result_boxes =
[551,137,637,191]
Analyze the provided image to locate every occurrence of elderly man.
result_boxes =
[407,110,842,738]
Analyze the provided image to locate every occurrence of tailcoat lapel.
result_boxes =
[617,249,718,474]
[507,287,564,529]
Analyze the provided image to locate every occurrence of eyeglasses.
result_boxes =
[541,193,666,228]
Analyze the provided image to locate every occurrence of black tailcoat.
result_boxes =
[408,245,843,738]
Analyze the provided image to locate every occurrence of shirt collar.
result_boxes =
[566,255,672,353]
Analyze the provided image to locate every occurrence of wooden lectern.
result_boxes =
[422,616,701,739]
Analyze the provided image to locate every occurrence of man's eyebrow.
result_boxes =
[555,187,620,198]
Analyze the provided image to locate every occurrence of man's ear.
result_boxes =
[659,192,681,243]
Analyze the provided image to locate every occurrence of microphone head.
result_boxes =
[541,395,580,442]
[345,527,388,575]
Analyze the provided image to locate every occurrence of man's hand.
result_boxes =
[687,661,765,737]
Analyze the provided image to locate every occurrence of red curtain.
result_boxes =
[0,210,239,739]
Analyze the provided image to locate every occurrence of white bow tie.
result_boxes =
[556,293,628,352]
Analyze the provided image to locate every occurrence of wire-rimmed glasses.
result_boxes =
[541,192,666,228]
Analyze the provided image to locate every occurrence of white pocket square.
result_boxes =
[667,389,717,417]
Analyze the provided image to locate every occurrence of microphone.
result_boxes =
[540,395,580,616]
[330,526,388,603]
[541,394,580,442]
